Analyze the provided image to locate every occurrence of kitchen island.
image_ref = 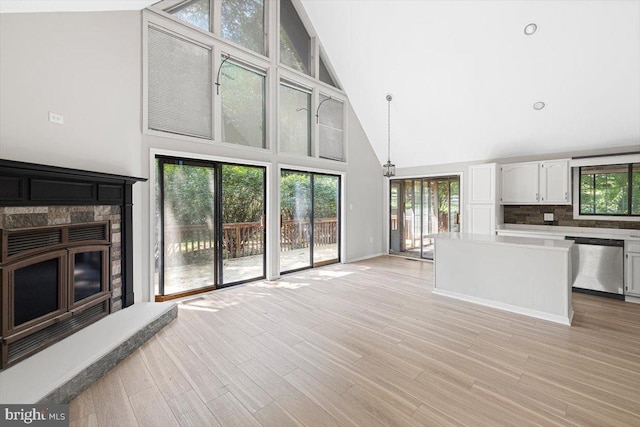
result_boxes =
[433,233,575,325]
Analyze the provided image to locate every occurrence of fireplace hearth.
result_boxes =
[0,159,145,370]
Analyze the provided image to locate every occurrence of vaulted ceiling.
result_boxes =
[2,1,639,168]
[300,0,640,167]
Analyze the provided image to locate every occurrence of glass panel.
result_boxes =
[280,0,311,74]
[74,251,103,302]
[222,0,265,54]
[450,179,460,232]
[279,84,311,156]
[148,27,212,139]
[319,57,338,87]
[169,0,210,31]
[222,165,265,284]
[280,170,312,272]
[313,175,339,265]
[633,164,640,215]
[14,258,59,326]
[390,181,401,254]
[221,61,266,148]
[162,162,216,295]
[318,95,344,161]
[580,165,629,215]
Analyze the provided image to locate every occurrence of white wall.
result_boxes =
[0,10,386,303]
[0,11,142,176]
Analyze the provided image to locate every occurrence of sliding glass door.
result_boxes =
[280,170,340,273]
[155,157,265,300]
[389,175,460,260]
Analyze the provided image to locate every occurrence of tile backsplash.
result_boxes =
[503,205,640,230]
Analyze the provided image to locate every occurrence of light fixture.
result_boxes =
[533,101,546,110]
[383,94,396,178]
[524,23,537,36]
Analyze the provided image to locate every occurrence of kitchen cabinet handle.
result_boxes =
[536,193,539,201]
[565,192,568,200]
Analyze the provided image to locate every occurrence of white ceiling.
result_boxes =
[300,0,640,168]
[2,1,638,168]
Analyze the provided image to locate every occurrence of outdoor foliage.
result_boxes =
[580,164,640,215]
[280,172,338,221]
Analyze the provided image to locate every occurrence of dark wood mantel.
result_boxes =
[0,159,146,308]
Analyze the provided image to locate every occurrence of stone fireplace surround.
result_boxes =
[0,159,176,403]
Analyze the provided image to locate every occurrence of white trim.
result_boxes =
[432,288,573,326]
[570,153,640,168]
[625,295,640,304]
[345,252,386,263]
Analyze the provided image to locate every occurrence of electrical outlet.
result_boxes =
[544,213,554,221]
[369,236,373,243]
[48,112,64,125]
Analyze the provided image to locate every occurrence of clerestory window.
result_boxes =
[220,60,266,148]
[280,0,311,75]
[279,82,311,156]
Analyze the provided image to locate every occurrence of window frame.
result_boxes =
[278,79,313,158]
[573,165,640,221]
[219,57,269,149]
[143,2,349,163]
[316,92,346,162]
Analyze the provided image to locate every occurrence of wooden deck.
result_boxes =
[70,256,640,426]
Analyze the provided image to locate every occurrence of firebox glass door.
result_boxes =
[13,258,60,327]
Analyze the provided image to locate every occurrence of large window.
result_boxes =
[318,95,344,161]
[221,0,265,55]
[155,156,266,300]
[280,170,340,273]
[390,176,460,260]
[148,27,212,139]
[221,61,266,148]
[148,1,348,161]
[279,82,311,156]
[280,0,311,75]
[169,0,210,31]
[579,164,640,216]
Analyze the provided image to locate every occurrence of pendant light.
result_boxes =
[382,94,396,178]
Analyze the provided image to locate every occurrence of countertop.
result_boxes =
[434,232,574,251]
[498,224,640,241]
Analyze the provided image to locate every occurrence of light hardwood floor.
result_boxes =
[70,256,640,426]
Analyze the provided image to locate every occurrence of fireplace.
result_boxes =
[0,159,145,370]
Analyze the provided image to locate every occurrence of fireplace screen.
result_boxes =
[1,222,111,369]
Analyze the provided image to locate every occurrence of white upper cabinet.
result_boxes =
[500,162,539,204]
[539,160,570,204]
[467,163,501,235]
[469,163,496,204]
[500,159,570,205]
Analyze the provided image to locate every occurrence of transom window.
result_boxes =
[579,164,640,216]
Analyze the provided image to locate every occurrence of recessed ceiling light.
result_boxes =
[533,101,546,110]
[524,23,538,35]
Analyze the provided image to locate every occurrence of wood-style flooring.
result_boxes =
[70,256,640,426]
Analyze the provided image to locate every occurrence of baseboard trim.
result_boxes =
[432,288,572,326]
[345,252,386,263]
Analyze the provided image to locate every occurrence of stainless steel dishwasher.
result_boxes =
[565,236,624,299]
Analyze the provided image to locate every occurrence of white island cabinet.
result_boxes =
[434,233,574,325]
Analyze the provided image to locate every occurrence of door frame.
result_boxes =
[278,166,344,275]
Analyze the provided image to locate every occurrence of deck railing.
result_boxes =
[162,219,337,263]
